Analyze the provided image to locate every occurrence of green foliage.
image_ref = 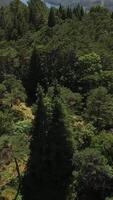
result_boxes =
[14,120,32,135]
[73,148,113,200]
[45,93,74,200]
[73,120,95,150]
[67,7,72,19]
[28,0,47,29]
[5,0,29,40]
[0,110,14,136]
[77,53,102,93]
[91,132,113,165]
[0,74,26,106]
[73,4,84,20]
[1,2,113,200]
[86,87,113,129]
[47,86,83,114]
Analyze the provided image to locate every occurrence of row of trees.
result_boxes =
[48,4,85,27]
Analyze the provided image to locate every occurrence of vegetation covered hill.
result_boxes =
[44,0,113,10]
[1,0,113,200]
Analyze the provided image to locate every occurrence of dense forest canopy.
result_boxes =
[1,0,113,200]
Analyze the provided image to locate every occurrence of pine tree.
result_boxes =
[59,4,63,16]
[67,7,73,19]
[111,11,113,19]
[21,86,49,200]
[80,5,84,18]
[0,6,5,28]
[58,4,66,20]
[26,46,49,104]
[46,87,74,200]
[73,4,84,20]
[26,46,38,103]
[48,7,56,27]
[28,0,46,29]
[5,0,28,40]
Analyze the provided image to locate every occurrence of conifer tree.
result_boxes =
[46,86,74,200]
[59,4,63,16]
[0,6,5,28]
[26,46,49,103]
[58,4,66,20]
[80,5,85,18]
[73,4,84,20]
[28,0,46,29]
[67,7,73,19]
[21,86,49,200]
[26,46,38,103]
[111,11,113,19]
[48,7,56,27]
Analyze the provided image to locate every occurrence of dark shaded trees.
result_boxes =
[21,86,48,200]
[48,7,56,27]
[22,86,74,200]
[28,0,46,29]
[73,148,113,200]
[46,92,74,200]
[26,46,49,104]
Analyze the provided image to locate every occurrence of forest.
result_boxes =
[1,0,113,200]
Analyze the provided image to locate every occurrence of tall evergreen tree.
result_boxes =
[67,7,73,19]
[26,46,38,103]
[73,4,84,20]
[48,7,56,27]
[26,46,49,104]
[111,11,113,19]
[45,87,74,200]
[5,0,29,40]
[21,86,49,200]
[28,0,46,29]
[0,6,5,28]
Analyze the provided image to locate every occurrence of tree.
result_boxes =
[45,88,74,200]
[0,110,14,136]
[2,74,26,106]
[58,4,66,20]
[5,0,29,40]
[91,132,113,165]
[86,87,113,129]
[73,148,113,200]
[111,12,113,19]
[73,4,84,20]
[28,0,46,29]
[0,6,5,28]
[26,46,49,103]
[77,53,102,93]
[21,86,49,200]
[48,7,56,27]
[67,7,72,19]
